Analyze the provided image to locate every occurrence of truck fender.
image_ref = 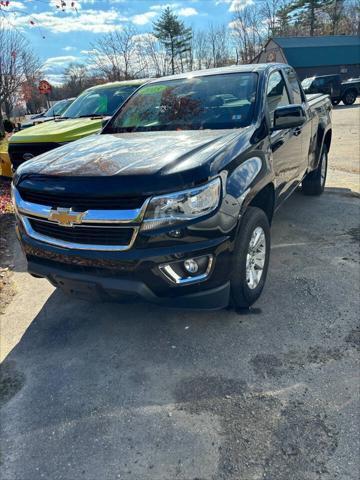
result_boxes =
[225,154,275,230]
[313,127,332,171]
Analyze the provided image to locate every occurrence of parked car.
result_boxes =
[21,98,75,129]
[0,135,12,177]
[0,120,15,177]
[12,63,332,309]
[9,79,147,170]
[301,74,360,105]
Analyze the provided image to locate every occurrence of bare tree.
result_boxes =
[207,24,233,68]
[340,0,360,35]
[135,33,168,78]
[63,63,89,97]
[0,21,41,135]
[231,4,263,64]
[192,30,211,70]
[89,26,143,81]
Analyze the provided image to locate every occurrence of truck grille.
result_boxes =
[9,143,62,169]
[29,218,134,246]
[18,188,146,210]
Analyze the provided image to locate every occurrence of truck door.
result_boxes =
[266,70,303,203]
[284,67,312,179]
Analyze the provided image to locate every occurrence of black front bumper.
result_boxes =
[28,258,230,309]
[19,226,234,310]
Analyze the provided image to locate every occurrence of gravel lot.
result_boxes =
[0,103,359,480]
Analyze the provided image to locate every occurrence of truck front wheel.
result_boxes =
[230,207,270,309]
[302,145,328,196]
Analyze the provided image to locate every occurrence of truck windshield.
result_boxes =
[44,99,73,118]
[108,73,258,132]
[62,85,139,119]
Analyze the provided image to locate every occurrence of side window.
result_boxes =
[285,68,304,104]
[266,71,290,127]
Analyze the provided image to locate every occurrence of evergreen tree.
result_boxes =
[153,7,192,75]
[287,0,333,36]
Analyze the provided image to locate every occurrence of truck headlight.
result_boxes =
[141,177,221,231]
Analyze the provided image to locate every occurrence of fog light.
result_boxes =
[159,254,213,285]
[184,258,199,274]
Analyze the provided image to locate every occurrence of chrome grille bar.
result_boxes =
[12,185,148,251]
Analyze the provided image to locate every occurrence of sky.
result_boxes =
[0,0,253,84]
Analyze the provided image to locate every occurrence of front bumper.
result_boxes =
[28,257,230,309]
[18,226,234,309]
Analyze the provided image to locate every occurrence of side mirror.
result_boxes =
[273,105,306,130]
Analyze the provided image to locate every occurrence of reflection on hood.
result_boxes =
[18,129,247,177]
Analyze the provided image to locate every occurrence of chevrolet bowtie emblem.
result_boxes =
[48,208,85,227]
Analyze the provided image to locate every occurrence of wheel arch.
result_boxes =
[313,126,331,171]
[246,182,276,225]
[323,129,332,153]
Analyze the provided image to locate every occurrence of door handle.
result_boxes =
[294,127,302,136]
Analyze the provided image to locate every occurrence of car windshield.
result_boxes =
[44,99,73,117]
[62,85,139,119]
[108,73,258,133]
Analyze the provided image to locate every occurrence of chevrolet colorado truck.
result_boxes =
[12,64,332,309]
[9,79,146,170]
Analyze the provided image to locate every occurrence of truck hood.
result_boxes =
[10,117,105,144]
[16,129,251,194]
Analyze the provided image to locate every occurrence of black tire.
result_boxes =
[302,145,328,196]
[331,98,340,106]
[342,89,357,106]
[230,207,270,309]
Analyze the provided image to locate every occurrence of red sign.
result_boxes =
[38,80,52,95]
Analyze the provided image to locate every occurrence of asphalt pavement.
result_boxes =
[1,187,359,480]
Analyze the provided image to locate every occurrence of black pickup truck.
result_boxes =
[12,63,332,309]
[301,74,360,105]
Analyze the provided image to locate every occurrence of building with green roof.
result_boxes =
[253,35,360,80]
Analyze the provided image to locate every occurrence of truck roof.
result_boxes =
[85,78,149,92]
[149,63,287,83]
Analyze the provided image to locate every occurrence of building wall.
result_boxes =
[256,40,287,64]
[255,39,360,81]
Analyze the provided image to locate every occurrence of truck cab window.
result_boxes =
[266,71,290,127]
[285,68,304,104]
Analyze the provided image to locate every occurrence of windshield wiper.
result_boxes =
[77,114,106,118]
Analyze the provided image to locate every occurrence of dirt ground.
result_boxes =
[0,102,359,480]
[327,101,360,192]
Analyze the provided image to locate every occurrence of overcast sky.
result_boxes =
[1,0,252,83]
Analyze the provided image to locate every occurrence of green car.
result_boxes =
[9,79,147,170]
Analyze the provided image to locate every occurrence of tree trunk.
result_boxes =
[4,99,12,119]
[0,101,5,137]
[171,36,175,75]
[310,1,315,36]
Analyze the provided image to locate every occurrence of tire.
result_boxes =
[302,145,328,196]
[342,89,357,105]
[331,98,340,106]
[230,207,270,309]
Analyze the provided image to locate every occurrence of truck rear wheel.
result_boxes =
[342,89,357,105]
[302,145,328,196]
[230,207,270,309]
